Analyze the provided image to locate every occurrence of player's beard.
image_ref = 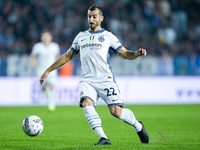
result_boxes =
[89,21,100,30]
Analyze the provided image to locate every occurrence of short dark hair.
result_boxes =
[41,30,51,34]
[88,5,103,16]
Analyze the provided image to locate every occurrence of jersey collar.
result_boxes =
[88,28,105,34]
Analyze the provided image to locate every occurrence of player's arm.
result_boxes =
[40,48,76,85]
[30,55,37,67]
[117,47,147,60]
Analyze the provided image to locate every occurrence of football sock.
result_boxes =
[119,108,142,132]
[84,106,107,139]
[46,87,56,111]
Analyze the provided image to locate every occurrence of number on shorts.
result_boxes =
[104,87,117,97]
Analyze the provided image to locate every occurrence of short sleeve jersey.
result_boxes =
[31,42,60,77]
[70,29,123,82]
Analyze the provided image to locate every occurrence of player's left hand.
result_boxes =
[136,48,147,57]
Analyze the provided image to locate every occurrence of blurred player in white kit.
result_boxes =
[39,5,149,145]
[30,31,60,111]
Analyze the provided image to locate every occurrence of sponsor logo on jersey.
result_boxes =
[81,43,102,50]
[98,35,105,42]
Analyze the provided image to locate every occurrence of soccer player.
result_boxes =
[39,5,149,145]
[30,31,60,111]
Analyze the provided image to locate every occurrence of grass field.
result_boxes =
[0,104,200,150]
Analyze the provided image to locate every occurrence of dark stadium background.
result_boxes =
[0,0,200,76]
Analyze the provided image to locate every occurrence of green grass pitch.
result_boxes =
[0,104,200,150]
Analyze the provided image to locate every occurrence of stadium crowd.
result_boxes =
[0,0,200,75]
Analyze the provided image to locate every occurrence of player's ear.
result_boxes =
[100,16,104,22]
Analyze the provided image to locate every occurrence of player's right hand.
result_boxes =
[39,71,49,85]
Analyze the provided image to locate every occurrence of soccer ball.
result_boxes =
[22,115,43,136]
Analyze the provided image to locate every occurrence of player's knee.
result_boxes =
[49,85,54,90]
[111,111,121,118]
[109,106,122,118]
[46,84,54,91]
[81,98,94,107]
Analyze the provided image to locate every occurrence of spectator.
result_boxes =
[0,0,200,76]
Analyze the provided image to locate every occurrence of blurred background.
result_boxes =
[0,0,200,76]
[0,0,200,106]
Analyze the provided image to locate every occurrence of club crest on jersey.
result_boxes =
[80,91,84,96]
[98,35,105,42]
[90,36,95,40]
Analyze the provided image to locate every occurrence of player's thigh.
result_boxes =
[79,81,99,107]
[97,81,123,107]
